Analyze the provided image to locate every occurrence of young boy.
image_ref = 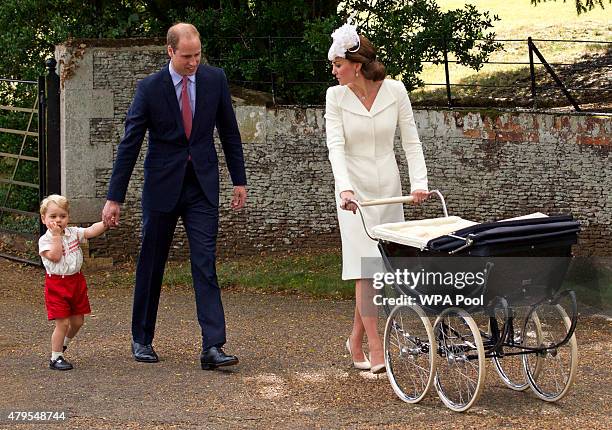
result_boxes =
[38,194,108,370]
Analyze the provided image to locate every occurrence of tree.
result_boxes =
[530,0,610,14]
[0,0,500,103]
[340,0,501,91]
[0,0,341,102]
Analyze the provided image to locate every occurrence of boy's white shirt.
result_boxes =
[39,226,87,275]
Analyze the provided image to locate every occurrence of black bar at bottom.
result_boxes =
[0,252,42,267]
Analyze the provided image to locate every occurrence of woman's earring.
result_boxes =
[355,72,359,77]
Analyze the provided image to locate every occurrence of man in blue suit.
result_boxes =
[102,23,246,370]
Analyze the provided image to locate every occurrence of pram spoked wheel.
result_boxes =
[522,303,578,402]
[433,308,486,412]
[383,305,435,403]
[492,308,543,391]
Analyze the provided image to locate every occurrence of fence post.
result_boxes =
[443,36,452,108]
[528,39,581,112]
[45,58,61,195]
[268,36,276,105]
[37,75,46,237]
[528,37,536,109]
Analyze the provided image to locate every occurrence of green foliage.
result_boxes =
[0,0,340,103]
[171,2,341,103]
[530,0,610,15]
[341,0,502,91]
[0,0,156,81]
[0,0,503,103]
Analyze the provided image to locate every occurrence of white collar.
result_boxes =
[169,62,195,87]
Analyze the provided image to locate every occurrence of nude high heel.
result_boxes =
[369,354,386,374]
[346,337,371,370]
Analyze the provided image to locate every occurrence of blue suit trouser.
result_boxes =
[132,162,225,349]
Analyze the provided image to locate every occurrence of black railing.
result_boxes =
[45,59,61,196]
[204,36,611,111]
[423,37,612,110]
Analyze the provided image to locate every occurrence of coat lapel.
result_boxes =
[161,65,185,136]
[369,80,395,116]
[338,86,370,117]
[338,80,396,117]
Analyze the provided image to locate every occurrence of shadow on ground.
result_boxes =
[0,259,610,429]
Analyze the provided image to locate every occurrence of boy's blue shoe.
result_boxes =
[49,356,73,371]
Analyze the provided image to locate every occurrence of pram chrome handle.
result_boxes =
[345,190,450,241]
[361,196,414,206]
[357,190,448,217]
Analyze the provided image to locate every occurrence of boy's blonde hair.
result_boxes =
[40,194,70,216]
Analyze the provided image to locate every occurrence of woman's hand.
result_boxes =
[411,189,429,205]
[339,190,357,213]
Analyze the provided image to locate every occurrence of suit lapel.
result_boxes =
[162,65,186,136]
[190,65,207,139]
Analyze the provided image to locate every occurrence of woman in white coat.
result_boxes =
[325,24,429,374]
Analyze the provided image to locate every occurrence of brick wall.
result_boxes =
[56,41,611,260]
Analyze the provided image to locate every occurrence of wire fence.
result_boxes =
[205,36,611,111]
[415,37,611,111]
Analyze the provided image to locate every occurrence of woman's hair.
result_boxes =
[40,194,69,216]
[345,35,386,81]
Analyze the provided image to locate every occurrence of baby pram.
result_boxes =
[351,191,579,412]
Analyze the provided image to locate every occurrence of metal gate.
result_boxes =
[0,59,60,265]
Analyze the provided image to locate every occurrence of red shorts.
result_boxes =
[44,272,91,320]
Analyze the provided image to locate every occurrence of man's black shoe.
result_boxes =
[200,346,239,370]
[49,356,73,371]
[131,341,159,363]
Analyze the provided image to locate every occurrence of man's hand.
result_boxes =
[102,200,121,228]
[231,186,247,210]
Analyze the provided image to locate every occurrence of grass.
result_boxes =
[100,250,355,299]
[565,259,612,312]
[92,250,611,315]
[438,0,611,33]
[411,0,612,107]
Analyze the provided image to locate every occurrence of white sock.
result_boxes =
[63,336,72,348]
[51,351,63,361]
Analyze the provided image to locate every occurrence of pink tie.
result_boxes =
[181,76,192,140]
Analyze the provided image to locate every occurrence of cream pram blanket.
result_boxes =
[371,213,548,250]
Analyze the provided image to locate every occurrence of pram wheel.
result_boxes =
[381,279,402,317]
[523,303,578,402]
[433,308,485,412]
[384,305,435,403]
[492,308,543,391]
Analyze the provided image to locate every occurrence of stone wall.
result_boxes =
[56,41,611,261]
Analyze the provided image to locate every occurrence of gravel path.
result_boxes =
[0,259,610,429]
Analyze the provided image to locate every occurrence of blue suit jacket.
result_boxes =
[107,63,246,212]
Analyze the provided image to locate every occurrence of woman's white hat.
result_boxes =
[328,23,361,61]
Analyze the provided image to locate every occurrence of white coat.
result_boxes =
[325,79,428,280]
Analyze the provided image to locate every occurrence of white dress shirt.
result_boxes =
[169,62,196,115]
